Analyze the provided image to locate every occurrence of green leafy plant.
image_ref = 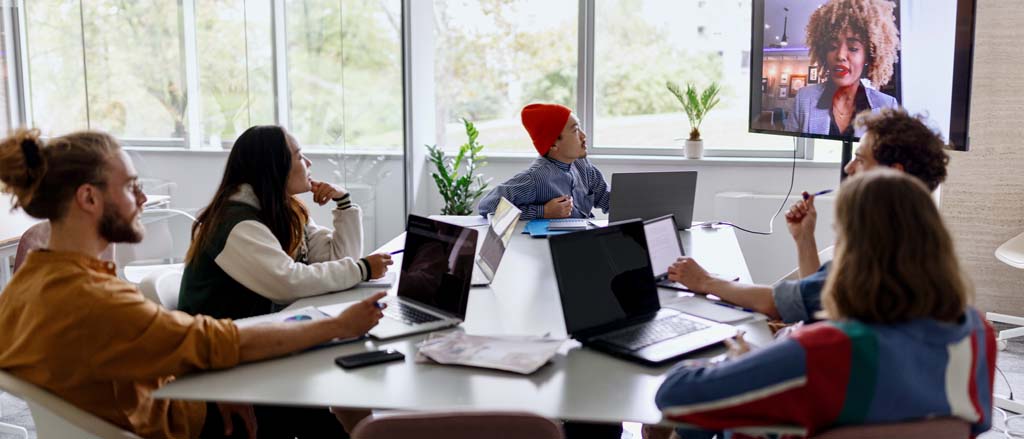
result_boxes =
[425,118,491,215]
[667,81,722,141]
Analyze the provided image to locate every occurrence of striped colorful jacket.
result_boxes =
[656,307,995,437]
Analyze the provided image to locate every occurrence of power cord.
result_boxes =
[693,137,799,235]
[992,365,1024,438]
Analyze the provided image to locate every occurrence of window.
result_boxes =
[286,0,403,151]
[19,0,403,151]
[196,0,275,147]
[592,0,794,153]
[433,0,577,153]
[0,6,16,133]
[25,1,187,140]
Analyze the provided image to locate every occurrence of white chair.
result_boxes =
[0,369,141,439]
[774,245,835,284]
[989,231,1024,414]
[115,209,195,284]
[138,267,184,310]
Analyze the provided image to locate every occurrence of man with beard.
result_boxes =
[0,129,387,439]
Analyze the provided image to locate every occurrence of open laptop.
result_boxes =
[549,219,735,366]
[609,171,697,229]
[643,214,691,289]
[472,197,521,286]
[370,215,478,340]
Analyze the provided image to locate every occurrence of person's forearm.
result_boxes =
[237,319,355,363]
[795,238,821,279]
[703,278,781,320]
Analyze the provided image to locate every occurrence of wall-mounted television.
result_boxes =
[749,0,977,151]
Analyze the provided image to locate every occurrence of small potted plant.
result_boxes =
[424,118,491,215]
[667,81,721,159]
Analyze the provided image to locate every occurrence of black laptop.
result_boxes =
[549,219,735,366]
[609,171,698,229]
[370,215,477,340]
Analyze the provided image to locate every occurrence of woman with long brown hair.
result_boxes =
[178,125,392,320]
[656,169,994,437]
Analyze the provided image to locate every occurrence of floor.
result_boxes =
[3,324,1024,439]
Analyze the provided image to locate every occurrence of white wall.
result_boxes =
[126,149,407,250]
[130,147,841,285]
[415,153,842,284]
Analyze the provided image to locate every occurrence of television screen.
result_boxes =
[749,0,976,150]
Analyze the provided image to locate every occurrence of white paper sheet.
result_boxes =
[415,332,566,375]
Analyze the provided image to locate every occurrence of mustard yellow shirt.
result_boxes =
[0,250,241,438]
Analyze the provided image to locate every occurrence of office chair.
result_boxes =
[115,209,196,284]
[989,231,1024,414]
[351,411,564,439]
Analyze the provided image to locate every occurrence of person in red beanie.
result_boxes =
[477,103,611,220]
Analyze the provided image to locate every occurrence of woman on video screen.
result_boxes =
[785,0,900,137]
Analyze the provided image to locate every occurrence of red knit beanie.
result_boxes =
[521,103,572,156]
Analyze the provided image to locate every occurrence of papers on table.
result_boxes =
[358,271,396,288]
[317,301,358,318]
[234,306,365,348]
[233,306,330,328]
[415,332,566,375]
[661,296,760,324]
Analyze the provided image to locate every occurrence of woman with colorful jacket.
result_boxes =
[656,169,994,438]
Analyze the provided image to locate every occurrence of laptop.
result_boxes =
[608,171,698,229]
[643,214,691,289]
[549,219,735,366]
[370,215,478,340]
[471,197,522,286]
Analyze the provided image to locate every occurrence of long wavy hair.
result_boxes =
[186,126,308,263]
[821,169,970,324]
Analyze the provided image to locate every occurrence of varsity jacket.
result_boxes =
[177,184,368,319]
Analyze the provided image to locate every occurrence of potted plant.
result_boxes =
[667,81,722,159]
[424,118,491,215]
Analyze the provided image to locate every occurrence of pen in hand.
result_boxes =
[802,189,833,200]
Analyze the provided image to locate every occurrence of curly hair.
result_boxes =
[854,107,949,191]
[806,0,900,87]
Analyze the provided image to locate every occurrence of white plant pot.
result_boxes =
[685,139,704,159]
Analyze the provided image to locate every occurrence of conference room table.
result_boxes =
[155,220,773,426]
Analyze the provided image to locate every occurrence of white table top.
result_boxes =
[155,222,768,425]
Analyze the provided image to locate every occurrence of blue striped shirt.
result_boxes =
[477,157,611,220]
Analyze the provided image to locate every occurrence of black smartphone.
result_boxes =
[334,349,405,369]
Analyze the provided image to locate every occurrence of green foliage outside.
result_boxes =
[425,119,490,215]
[25,0,730,152]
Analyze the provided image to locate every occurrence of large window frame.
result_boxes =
[4,0,815,159]
[574,0,810,159]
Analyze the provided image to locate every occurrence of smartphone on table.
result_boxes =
[334,349,405,369]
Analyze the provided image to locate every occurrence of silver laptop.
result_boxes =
[549,219,735,366]
[471,197,521,286]
[371,215,478,340]
[609,171,697,230]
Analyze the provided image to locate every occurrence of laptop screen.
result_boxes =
[397,215,478,319]
[644,215,684,278]
[549,220,660,335]
[479,197,521,274]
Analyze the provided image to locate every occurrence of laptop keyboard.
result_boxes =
[382,300,442,325]
[596,314,709,351]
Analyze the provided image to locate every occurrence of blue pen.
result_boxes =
[712,301,755,313]
[803,189,834,200]
[389,249,404,255]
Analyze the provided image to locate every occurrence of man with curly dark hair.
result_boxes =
[785,0,901,136]
[846,107,949,191]
[666,106,951,326]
